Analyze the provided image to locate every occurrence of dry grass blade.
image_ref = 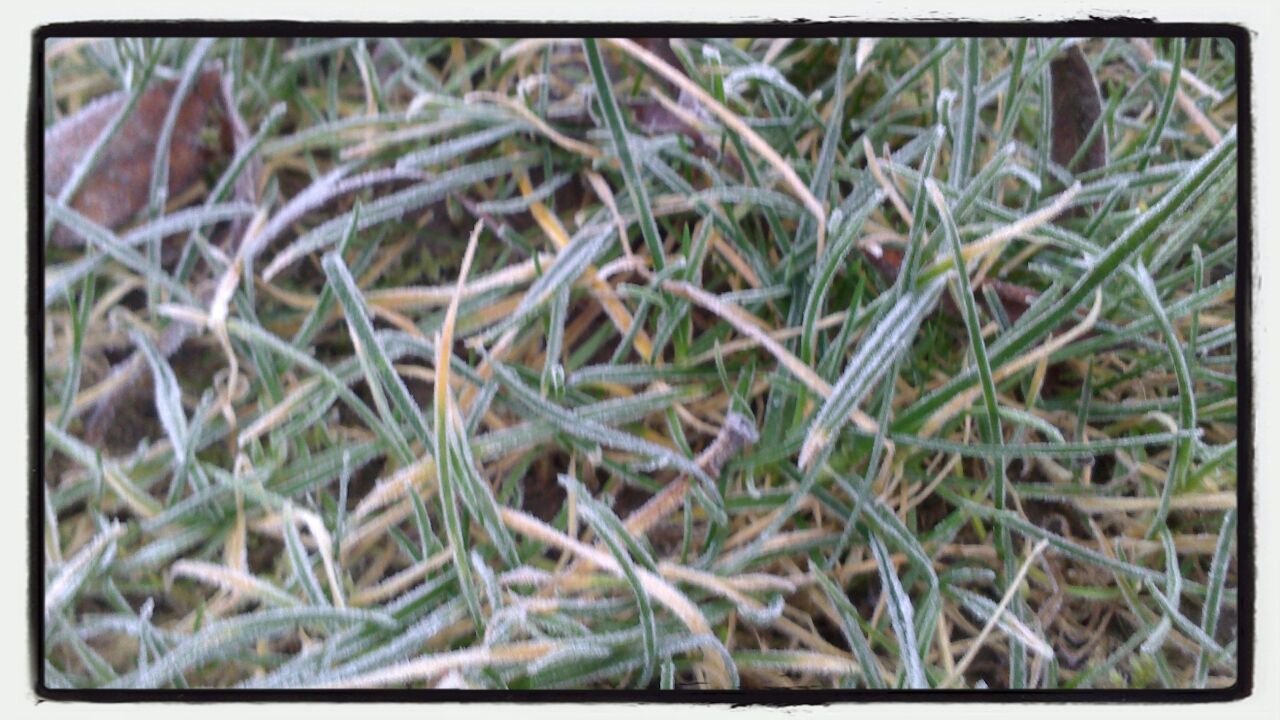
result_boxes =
[169,560,300,608]
[516,173,654,360]
[365,253,556,311]
[1132,39,1224,145]
[606,37,827,257]
[941,539,1052,688]
[621,412,758,538]
[498,506,734,688]
[465,90,602,159]
[318,641,556,688]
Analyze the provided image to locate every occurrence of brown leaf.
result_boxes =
[44,68,228,245]
[48,68,234,449]
[1050,44,1108,176]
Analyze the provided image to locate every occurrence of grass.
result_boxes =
[41,35,1239,691]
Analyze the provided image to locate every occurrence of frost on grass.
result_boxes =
[42,36,1240,691]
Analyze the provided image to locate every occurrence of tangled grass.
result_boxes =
[40,35,1240,692]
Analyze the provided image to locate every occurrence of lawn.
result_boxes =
[40,35,1240,691]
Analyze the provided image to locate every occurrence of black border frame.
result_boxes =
[29,19,1254,705]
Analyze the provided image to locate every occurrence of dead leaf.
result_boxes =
[46,67,236,449]
[1050,44,1108,176]
[44,68,229,246]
